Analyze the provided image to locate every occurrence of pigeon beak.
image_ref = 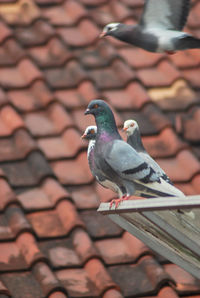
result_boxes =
[99,31,106,38]
[84,108,91,115]
[122,127,128,131]
[81,133,86,139]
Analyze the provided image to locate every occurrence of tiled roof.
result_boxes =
[0,0,200,297]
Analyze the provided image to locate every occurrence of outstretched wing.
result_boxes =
[105,140,160,183]
[139,0,190,30]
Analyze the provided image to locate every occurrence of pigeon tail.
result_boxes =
[175,35,200,50]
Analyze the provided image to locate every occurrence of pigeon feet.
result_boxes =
[165,50,176,55]
[109,195,130,209]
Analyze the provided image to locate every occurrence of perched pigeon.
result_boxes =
[84,99,185,207]
[100,0,200,54]
[82,125,125,199]
[123,119,172,184]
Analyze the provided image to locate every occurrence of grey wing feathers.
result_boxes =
[105,140,160,183]
[140,0,190,30]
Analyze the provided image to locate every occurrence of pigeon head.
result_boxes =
[84,99,119,136]
[81,126,97,140]
[100,23,121,38]
[84,99,111,117]
[123,120,139,137]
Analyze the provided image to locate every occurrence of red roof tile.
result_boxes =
[164,264,200,293]
[29,37,73,68]
[42,0,87,26]
[0,0,200,297]
[24,103,73,137]
[7,81,53,112]
[57,19,99,47]
[14,20,55,47]
[51,152,93,185]
[104,81,150,110]
[44,60,88,89]
[137,60,181,87]
[38,128,84,160]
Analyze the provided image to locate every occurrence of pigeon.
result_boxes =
[82,125,126,199]
[99,0,200,54]
[84,99,185,207]
[123,119,172,184]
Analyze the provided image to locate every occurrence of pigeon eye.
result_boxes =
[131,123,134,127]
[90,129,95,134]
[93,104,99,109]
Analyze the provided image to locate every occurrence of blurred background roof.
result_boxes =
[0,0,200,297]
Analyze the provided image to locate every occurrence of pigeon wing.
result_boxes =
[104,140,160,183]
[139,0,190,30]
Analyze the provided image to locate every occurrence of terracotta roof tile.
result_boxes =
[95,232,149,265]
[0,59,42,88]
[0,178,16,211]
[29,38,72,68]
[164,264,200,293]
[14,20,55,47]
[32,262,62,296]
[0,280,10,297]
[0,20,12,43]
[77,41,118,69]
[49,292,68,298]
[142,127,187,158]
[0,152,53,187]
[71,228,99,263]
[71,185,100,209]
[1,272,44,298]
[51,152,93,185]
[119,48,164,69]
[24,103,72,137]
[89,59,135,89]
[7,81,53,112]
[80,210,123,239]
[0,0,40,25]
[169,50,199,68]
[157,149,200,182]
[121,103,171,135]
[0,130,36,161]
[104,81,150,110]
[45,60,88,89]
[103,288,124,298]
[0,241,28,271]
[0,214,14,240]
[57,19,99,48]
[0,39,25,66]
[0,0,200,296]
[148,80,199,112]
[16,232,44,266]
[5,204,32,236]
[181,107,200,142]
[55,81,99,109]
[137,60,181,87]
[182,67,200,88]
[18,178,69,211]
[42,0,87,26]
[38,128,83,160]
[108,256,172,297]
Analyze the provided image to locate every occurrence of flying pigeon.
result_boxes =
[123,119,172,184]
[82,125,125,199]
[84,99,185,207]
[100,0,200,54]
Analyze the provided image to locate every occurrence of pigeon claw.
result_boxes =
[109,195,130,209]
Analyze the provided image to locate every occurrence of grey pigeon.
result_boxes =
[123,119,172,184]
[100,0,200,54]
[84,99,185,207]
[82,125,125,199]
